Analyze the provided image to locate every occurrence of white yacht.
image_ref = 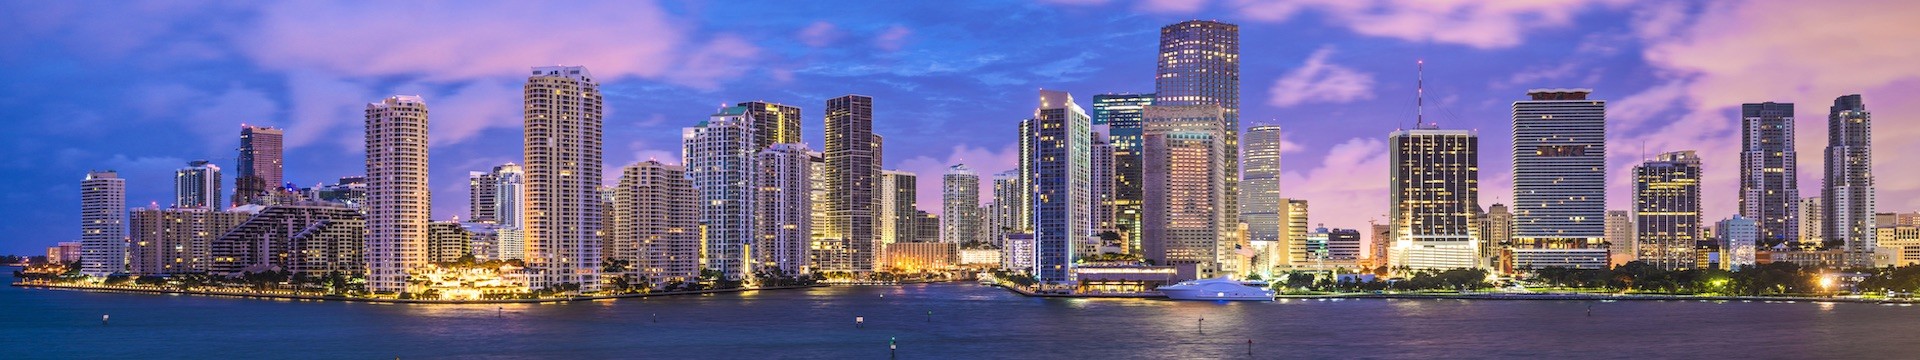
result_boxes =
[1157,277,1275,301]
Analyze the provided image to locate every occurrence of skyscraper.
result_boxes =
[1825,94,1875,265]
[78,174,123,276]
[128,207,250,276]
[1717,215,1759,270]
[467,163,525,227]
[1799,197,1824,247]
[1156,20,1240,249]
[1604,210,1634,266]
[1281,199,1310,267]
[1091,133,1116,245]
[234,125,284,206]
[1389,125,1480,271]
[1241,126,1284,250]
[686,110,755,280]
[878,170,917,245]
[1094,93,1154,253]
[1633,150,1701,271]
[613,160,701,284]
[991,169,1022,244]
[175,160,222,209]
[739,101,802,151]
[1740,102,1799,246]
[1141,105,1228,278]
[1481,203,1513,267]
[523,65,603,292]
[1511,89,1609,270]
[1028,90,1092,286]
[942,164,981,244]
[825,94,878,273]
[755,144,813,276]
[364,95,430,294]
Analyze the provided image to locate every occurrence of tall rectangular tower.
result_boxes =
[740,101,802,151]
[687,111,756,280]
[1141,105,1228,277]
[364,95,430,294]
[1156,20,1240,246]
[1511,89,1608,270]
[234,125,284,206]
[942,164,981,244]
[1389,126,1480,271]
[1740,102,1799,246]
[878,170,917,246]
[825,95,878,273]
[756,144,813,276]
[1029,90,1092,286]
[1825,94,1875,265]
[175,160,222,209]
[80,170,126,277]
[523,65,604,292]
[1094,94,1154,252]
[614,160,701,284]
[1633,150,1701,271]
[1241,126,1284,249]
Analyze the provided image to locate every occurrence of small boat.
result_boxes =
[1157,277,1275,301]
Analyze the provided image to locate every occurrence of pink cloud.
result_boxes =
[1280,137,1391,227]
[1048,0,1625,49]
[874,25,913,51]
[1267,47,1376,108]
[797,21,842,47]
[896,143,1020,215]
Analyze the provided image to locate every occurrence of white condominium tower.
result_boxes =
[364,95,430,294]
[80,170,126,277]
[1510,89,1608,270]
[523,66,604,292]
[614,160,701,284]
[942,164,981,244]
[1028,90,1093,286]
[175,160,222,210]
[756,143,814,276]
[1825,94,1875,266]
[686,110,755,280]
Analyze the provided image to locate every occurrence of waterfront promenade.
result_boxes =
[11,281,823,304]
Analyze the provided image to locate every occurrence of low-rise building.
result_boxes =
[1074,264,1177,294]
[959,249,1002,267]
[210,203,365,277]
[886,242,958,273]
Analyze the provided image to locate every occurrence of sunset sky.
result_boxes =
[3,0,1917,254]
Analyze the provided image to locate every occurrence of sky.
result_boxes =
[3,0,1918,255]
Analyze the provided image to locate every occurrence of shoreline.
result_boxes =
[985,282,1920,304]
[10,282,825,304]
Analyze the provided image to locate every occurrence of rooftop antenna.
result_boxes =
[1416,60,1425,130]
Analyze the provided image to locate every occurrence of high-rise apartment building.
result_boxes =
[942,164,981,244]
[467,163,525,227]
[1091,133,1116,244]
[755,144,813,276]
[1156,20,1240,250]
[1481,203,1513,267]
[364,95,430,294]
[175,160,222,209]
[128,207,249,275]
[1799,197,1824,247]
[878,170,917,245]
[825,95,879,273]
[687,111,755,280]
[1633,151,1702,271]
[427,221,471,263]
[523,65,604,292]
[1511,89,1609,270]
[1095,93,1154,253]
[1824,94,1875,266]
[614,160,701,284]
[80,170,126,277]
[739,101,802,151]
[1282,199,1311,268]
[1389,126,1480,271]
[234,125,284,206]
[1604,210,1634,266]
[1141,105,1228,278]
[1740,102,1799,245]
[210,204,364,277]
[1029,90,1093,286]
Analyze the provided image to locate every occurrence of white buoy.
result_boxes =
[856,316,865,328]
[102,314,109,325]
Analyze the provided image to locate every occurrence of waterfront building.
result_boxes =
[1241,125,1283,250]
[47,242,81,264]
[825,94,879,273]
[210,203,364,277]
[1824,94,1875,266]
[80,170,125,277]
[885,242,958,273]
[1717,216,1759,270]
[1156,20,1240,240]
[614,160,702,284]
[686,110,756,280]
[426,221,470,263]
[234,125,284,207]
[1740,102,1799,245]
[1141,105,1228,278]
[1480,204,1513,268]
[978,203,1004,249]
[1028,90,1093,286]
[807,152,853,273]
[942,164,981,244]
[879,170,917,246]
[175,160,222,210]
[461,222,499,261]
[128,207,250,275]
[1389,125,1480,271]
[916,211,941,243]
[1281,199,1310,267]
[1874,220,1920,267]
[1799,197,1825,247]
[991,170,1022,245]
[960,248,1002,267]
[1003,233,1036,272]
[1095,93,1154,254]
[1325,227,1363,261]
[1511,89,1609,270]
[755,144,813,276]
[523,65,604,292]
[1632,151,1703,270]
[364,95,430,294]
[1605,210,1634,266]
[1091,133,1117,247]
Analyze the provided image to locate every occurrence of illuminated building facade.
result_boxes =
[1824,94,1875,266]
[755,143,813,276]
[942,164,981,244]
[614,160,701,284]
[825,94,878,273]
[1094,93,1153,253]
[175,160,222,210]
[523,65,604,292]
[1389,126,1480,271]
[1141,105,1228,278]
[234,125,284,206]
[1633,150,1701,271]
[687,110,755,280]
[1740,102,1798,245]
[365,95,431,293]
[1511,89,1608,270]
[1028,90,1093,286]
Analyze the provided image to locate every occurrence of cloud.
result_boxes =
[666,35,763,91]
[1279,137,1390,226]
[797,21,842,47]
[1267,47,1376,108]
[423,79,524,146]
[874,25,913,51]
[1139,0,1206,13]
[1046,0,1625,49]
[1612,0,1920,217]
[129,83,279,153]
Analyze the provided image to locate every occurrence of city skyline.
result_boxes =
[4,1,1920,255]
